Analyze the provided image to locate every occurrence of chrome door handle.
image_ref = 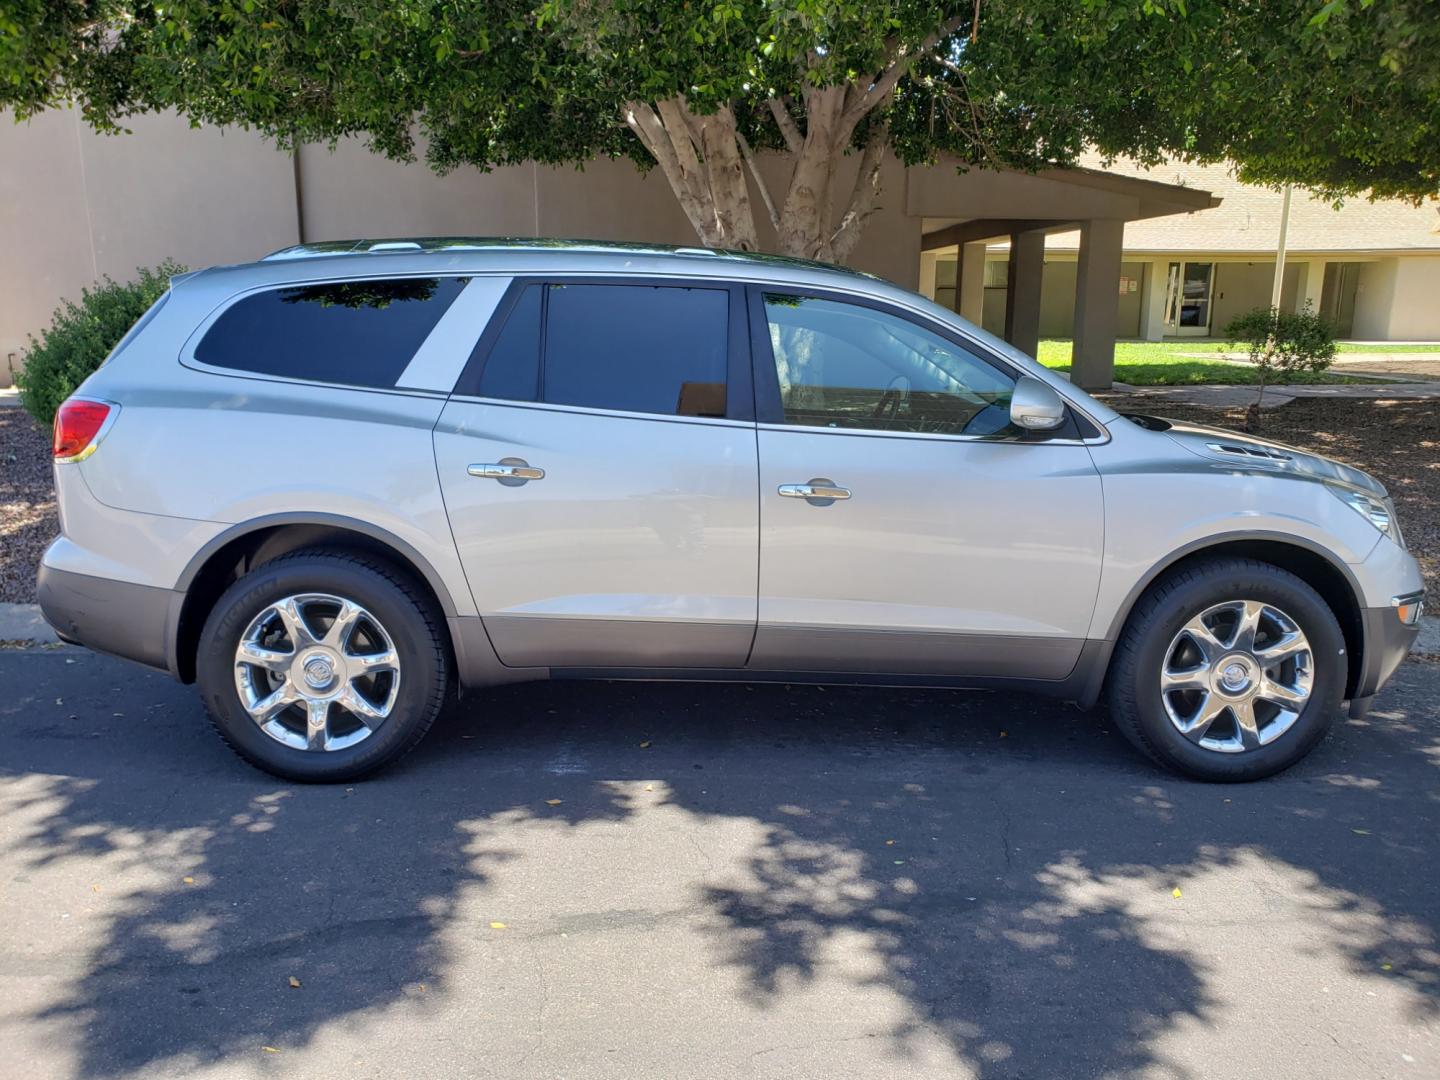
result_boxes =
[468,460,545,485]
[778,480,851,503]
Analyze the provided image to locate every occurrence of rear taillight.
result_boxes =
[53,399,116,463]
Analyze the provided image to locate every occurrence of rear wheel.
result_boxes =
[196,550,449,781]
[1107,558,1346,781]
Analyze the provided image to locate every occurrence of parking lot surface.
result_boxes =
[1,647,1436,1078]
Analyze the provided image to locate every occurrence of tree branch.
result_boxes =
[841,12,969,132]
[830,119,889,262]
[767,96,805,154]
[623,100,718,242]
[736,128,781,233]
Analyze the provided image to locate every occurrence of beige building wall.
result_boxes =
[2,110,928,386]
[1,109,298,385]
[1384,258,1440,340]
[1352,259,1399,341]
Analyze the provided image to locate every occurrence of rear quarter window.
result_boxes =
[194,276,467,388]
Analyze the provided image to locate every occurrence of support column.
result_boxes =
[1071,219,1125,390]
[1301,259,1326,314]
[1004,230,1045,358]
[918,250,943,302]
[956,241,987,325]
[1138,260,1166,341]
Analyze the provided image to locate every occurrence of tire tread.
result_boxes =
[1106,557,1340,780]
[198,547,449,781]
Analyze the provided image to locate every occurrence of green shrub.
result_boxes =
[1222,303,1337,412]
[15,261,186,428]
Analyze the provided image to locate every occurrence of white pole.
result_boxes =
[1270,183,1293,311]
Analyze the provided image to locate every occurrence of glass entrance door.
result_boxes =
[1163,261,1216,336]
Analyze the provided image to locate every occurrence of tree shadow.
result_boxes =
[1,651,1435,1076]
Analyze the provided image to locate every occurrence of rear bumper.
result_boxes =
[37,562,177,676]
[1352,601,1422,706]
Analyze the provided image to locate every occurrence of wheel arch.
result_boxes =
[1086,532,1366,706]
[170,513,462,683]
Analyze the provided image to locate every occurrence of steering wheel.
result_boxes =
[871,375,911,424]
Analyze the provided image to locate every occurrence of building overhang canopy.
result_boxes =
[913,158,1219,251]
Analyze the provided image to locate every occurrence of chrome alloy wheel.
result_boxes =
[1160,600,1314,754]
[233,593,401,752]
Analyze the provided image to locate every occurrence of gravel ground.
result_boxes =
[1106,394,1440,595]
[0,395,1435,602]
[0,409,55,605]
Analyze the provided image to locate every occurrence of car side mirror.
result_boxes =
[1009,376,1068,432]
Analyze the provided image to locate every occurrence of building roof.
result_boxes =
[1039,156,1440,255]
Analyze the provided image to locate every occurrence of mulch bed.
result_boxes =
[0,395,1435,604]
[1,408,57,605]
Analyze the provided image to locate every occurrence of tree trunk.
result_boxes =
[620,17,967,264]
[626,87,888,264]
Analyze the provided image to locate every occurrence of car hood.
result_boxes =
[1121,413,1387,497]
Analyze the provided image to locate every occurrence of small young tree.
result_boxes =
[1223,304,1337,430]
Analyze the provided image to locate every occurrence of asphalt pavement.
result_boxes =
[1,646,1437,1079]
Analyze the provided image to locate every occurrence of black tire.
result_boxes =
[1106,557,1346,782]
[196,549,449,782]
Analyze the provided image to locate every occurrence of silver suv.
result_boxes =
[38,239,1424,782]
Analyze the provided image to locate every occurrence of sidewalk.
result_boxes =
[0,603,57,644]
[1106,380,1440,409]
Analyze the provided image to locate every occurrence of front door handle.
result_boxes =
[778,479,851,505]
[469,459,545,486]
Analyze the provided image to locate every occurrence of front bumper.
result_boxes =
[1349,599,1423,715]
[37,562,177,675]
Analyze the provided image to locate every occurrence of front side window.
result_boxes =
[762,293,1017,437]
[195,276,468,388]
[473,282,730,419]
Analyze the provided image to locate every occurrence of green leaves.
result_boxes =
[1,1,1435,256]
[16,261,187,428]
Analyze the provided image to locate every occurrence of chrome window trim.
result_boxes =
[442,393,756,432]
[754,420,1103,448]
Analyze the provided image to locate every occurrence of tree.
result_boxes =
[1223,303,1337,430]
[3,2,1437,264]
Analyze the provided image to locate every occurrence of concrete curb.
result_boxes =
[0,603,58,645]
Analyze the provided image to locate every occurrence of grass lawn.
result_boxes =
[1334,342,1440,353]
[1036,339,1373,386]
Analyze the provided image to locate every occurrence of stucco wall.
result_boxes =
[1352,259,1399,341]
[1211,262,1303,332]
[1,110,927,386]
[0,110,297,384]
[1384,258,1440,340]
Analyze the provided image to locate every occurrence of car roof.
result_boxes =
[176,237,885,299]
[261,236,877,279]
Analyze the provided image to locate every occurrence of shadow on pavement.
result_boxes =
[1,651,1436,1076]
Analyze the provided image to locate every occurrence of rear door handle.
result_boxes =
[468,459,545,485]
[778,479,851,504]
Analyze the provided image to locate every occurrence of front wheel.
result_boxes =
[1107,558,1346,781]
[196,550,450,781]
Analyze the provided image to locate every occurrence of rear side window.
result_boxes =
[195,276,467,388]
[474,282,729,418]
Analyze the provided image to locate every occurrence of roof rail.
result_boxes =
[259,237,876,278]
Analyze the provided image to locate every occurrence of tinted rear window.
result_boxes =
[195,276,467,388]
